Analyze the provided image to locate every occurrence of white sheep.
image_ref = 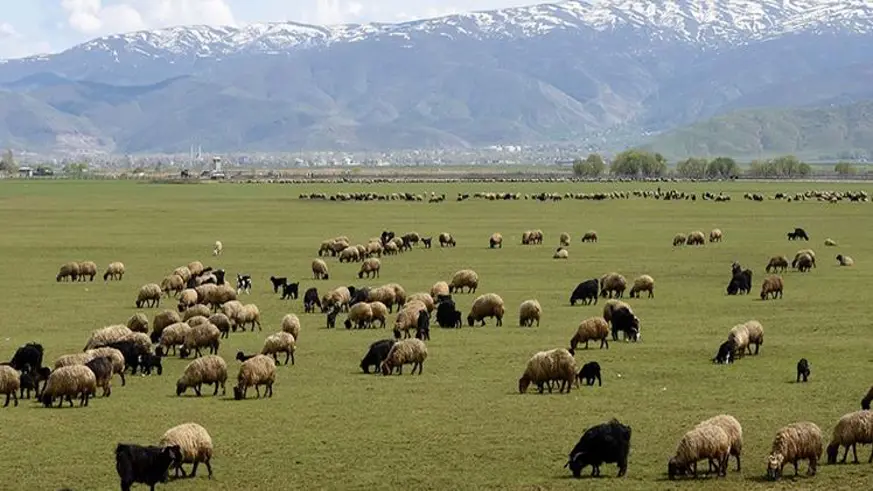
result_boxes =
[449,269,479,294]
[569,317,610,353]
[518,299,542,327]
[136,283,162,308]
[380,338,427,375]
[668,424,730,479]
[467,293,504,327]
[517,348,576,394]
[159,422,214,478]
[102,261,125,281]
[213,240,223,256]
[281,314,301,340]
[234,354,276,399]
[176,355,227,397]
[0,365,21,407]
[40,365,97,408]
[261,332,297,365]
[767,422,823,480]
[826,410,873,464]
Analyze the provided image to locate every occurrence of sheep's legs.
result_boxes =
[841,446,849,463]
[852,444,859,464]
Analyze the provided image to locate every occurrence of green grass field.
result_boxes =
[1,180,872,491]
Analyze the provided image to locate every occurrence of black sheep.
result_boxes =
[281,282,299,300]
[565,419,632,478]
[349,287,370,306]
[380,230,395,246]
[726,269,752,295]
[139,351,163,376]
[421,237,432,248]
[106,340,148,382]
[115,443,182,491]
[713,341,734,364]
[326,307,341,329]
[213,269,226,285]
[360,339,395,374]
[577,362,602,386]
[610,308,640,341]
[303,287,321,313]
[436,300,462,328]
[797,358,811,382]
[415,310,430,340]
[85,356,114,397]
[270,276,288,293]
[235,351,256,363]
[9,342,44,373]
[570,279,599,306]
[788,227,810,241]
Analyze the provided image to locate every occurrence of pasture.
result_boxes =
[1,179,872,490]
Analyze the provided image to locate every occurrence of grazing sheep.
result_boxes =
[435,298,462,328]
[570,279,599,306]
[565,419,631,478]
[489,232,503,249]
[797,358,811,382]
[384,282,407,309]
[628,274,654,298]
[582,230,598,243]
[825,238,837,247]
[233,304,261,332]
[136,283,161,308]
[450,269,479,294]
[760,275,784,300]
[183,304,212,322]
[115,443,182,491]
[364,287,395,313]
[360,339,395,374]
[312,259,330,280]
[213,240,223,256]
[84,325,133,351]
[727,324,751,359]
[380,338,428,375]
[577,361,602,387]
[160,275,185,299]
[207,313,231,340]
[518,348,577,394]
[709,229,723,242]
[182,322,220,358]
[697,415,743,472]
[125,313,149,334]
[345,302,374,330]
[559,232,571,247]
[159,322,192,357]
[686,231,706,246]
[233,354,276,399]
[673,233,687,246]
[836,254,854,266]
[280,314,301,340]
[407,293,435,314]
[369,301,389,329]
[83,356,113,397]
[177,288,198,311]
[87,347,127,386]
[767,422,823,480]
[793,249,817,269]
[203,284,237,310]
[40,365,97,408]
[727,266,753,296]
[103,262,125,281]
[358,258,381,279]
[744,320,764,355]
[599,273,627,298]
[159,422,214,478]
[826,410,873,464]
[56,261,80,282]
[569,317,610,353]
[787,227,810,241]
[323,286,353,313]
[553,248,569,259]
[0,365,21,407]
[187,261,204,277]
[602,300,639,341]
[766,256,789,273]
[439,232,456,247]
[77,261,98,281]
[152,310,181,340]
[519,299,542,327]
[467,293,505,327]
[862,386,873,410]
[794,253,814,272]
[262,332,297,365]
[667,424,730,479]
[393,301,427,339]
[431,281,450,299]
[172,266,192,283]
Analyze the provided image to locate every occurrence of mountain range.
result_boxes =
[1,0,873,155]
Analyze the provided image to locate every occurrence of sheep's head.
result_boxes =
[518,376,531,394]
[667,458,686,480]
[40,393,53,407]
[566,453,585,478]
[175,381,187,396]
[466,315,475,327]
[380,360,392,376]
[232,386,244,400]
[826,443,840,464]
[766,454,783,480]
[343,319,352,330]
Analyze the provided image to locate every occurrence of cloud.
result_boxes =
[59,0,236,36]
[0,22,53,59]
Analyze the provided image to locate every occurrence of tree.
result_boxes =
[676,158,708,179]
[610,150,666,177]
[707,157,739,178]
[573,153,606,177]
[0,149,17,173]
[835,162,856,176]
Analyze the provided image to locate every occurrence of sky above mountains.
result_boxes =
[0,0,534,59]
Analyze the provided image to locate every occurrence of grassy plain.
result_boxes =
[0,180,872,490]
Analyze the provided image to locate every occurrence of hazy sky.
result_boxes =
[0,0,540,59]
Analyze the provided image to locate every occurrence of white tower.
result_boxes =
[212,156,222,172]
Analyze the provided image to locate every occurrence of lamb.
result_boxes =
[360,339,395,374]
[40,365,97,408]
[581,230,598,243]
[233,354,276,399]
[431,281,450,299]
[159,422,214,478]
[553,248,569,259]
[261,332,297,365]
[0,365,21,407]
[280,314,301,340]
[744,320,764,355]
[303,287,321,313]
[569,317,610,353]
[559,232,571,247]
[686,230,706,246]
[489,232,503,248]
[836,254,854,266]
[467,293,505,327]
[115,443,182,491]
[565,419,631,478]
[358,258,381,279]
[449,269,479,294]
[760,275,784,300]
[797,358,811,382]
[709,228,723,242]
[103,262,125,281]
[667,424,730,479]
[766,256,789,273]
[380,338,428,375]
[159,322,192,357]
[767,422,823,480]
[673,233,687,246]
[599,273,627,298]
[439,232,456,247]
[628,274,654,298]
[176,355,227,396]
[236,274,252,294]
[825,238,837,246]
[84,356,114,397]
[182,322,221,358]
[56,261,80,282]
[136,283,161,308]
[518,348,576,394]
[727,324,750,359]
[697,415,743,472]
[577,361,602,387]
[570,279,599,306]
[518,299,542,327]
[213,240,223,256]
[826,410,873,464]
[76,261,97,281]
[312,259,330,280]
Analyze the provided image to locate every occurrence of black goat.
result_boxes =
[577,362,602,386]
[797,358,811,382]
[303,287,321,313]
[281,282,299,300]
[565,419,632,478]
[610,308,640,341]
[270,276,288,293]
[360,339,396,374]
[421,237,432,248]
[115,443,182,491]
[139,349,163,376]
[726,269,752,295]
[235,351,256,363]
[415,310,430,340]
[10,342,44,373]
[326,307,341,329]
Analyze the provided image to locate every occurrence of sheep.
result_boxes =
[837,254,854,266]
[569,317,610,353]
[103,261,125,281]
[176,355,227,397]
[727,324,750,359]
[519,299,542,327]
[312,259,330,280]
[826,410,873,464]
[467,293,505,327]
[576,361,602,387]
[84,356,113,397]
[84,325,133,351]
[183,304,213,322]
[489,232,503,248]
[407,293,435,314]
[794,253,814,272]
[599,273,627,298]
[234,354,276,399]
[628,274,654,298]
[384,282,407,309]
[559,232,571,247]
[0,365,21,407]
[74,260,97,281]
[213,240,223,256]
[582,230,598,243]
[439,232,456,247]
[159,422,214,478]
[360,339,395,374]
[825,238,837,247]
[393,301,427,339]
[345,302,374,330]
[302,287,321,313]
[793,249,817,269]
[797,358,811,382]
[436,298,462,328]
[40,365,97,408]
[56,261,80,282]
[787,227,810,241]
[182,322,220,358]
[760,275,784,300]
[172,266,192,283]
[358,258,381,279]
[122,314,148,335]
[177,288,198,311]
[262,332,297,365]
[415,309,431,340]
[369,301,389,329]
[380,338,427,375]
[88,347,127,386]
[203,284,237,310]
[205,313,230,340]
[159,322,192,356]
[449,269,479,294]
[518,348,576,394]
[744,320,764,355]
[570,279,599,306]
[767,422,823,480]
[673,233,687,246]
[135,283,161,308]
[365,241,383,257]
[667,424,730,479]
[709,228,723,242]
[697,415,743,472]
[322,286,352,313]
[863,386,873,410]
[233,304,261,332]
[686,230,706,246]
[280,314,301,340]
[726,265,753,295]
[115,443,182,491]
[565,419,631,478]
[152,310,181,340]
[602,299,632,325]
[766,256,789,273]
[9,342,44,373]
[339,247,360,263]
[553,248,569,259]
